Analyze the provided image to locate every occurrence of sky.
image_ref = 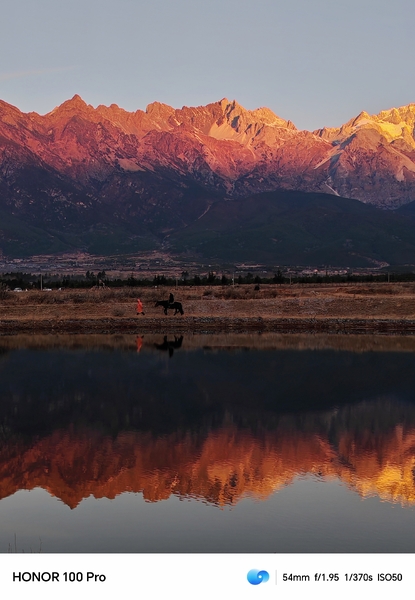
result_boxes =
[1,0,415,131]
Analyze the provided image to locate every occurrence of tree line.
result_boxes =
[1,269,415,290]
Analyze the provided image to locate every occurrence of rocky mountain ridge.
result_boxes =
[1,95,415,207]
[1,96,415,260]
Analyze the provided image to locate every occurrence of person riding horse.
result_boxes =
[155,298,184,315]
[154,291,183,315]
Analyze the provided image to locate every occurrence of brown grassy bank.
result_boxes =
[1,282,415,335]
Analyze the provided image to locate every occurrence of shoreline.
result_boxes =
[1,316,415,335]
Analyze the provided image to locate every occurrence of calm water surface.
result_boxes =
[0,333,415,552]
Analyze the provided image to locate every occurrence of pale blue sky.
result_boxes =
[1,0,414,130]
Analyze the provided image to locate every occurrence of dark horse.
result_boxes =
[155,300,184,315]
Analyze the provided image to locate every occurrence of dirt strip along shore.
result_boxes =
[1,317,415,335]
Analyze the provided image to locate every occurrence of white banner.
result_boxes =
[1,553,411,599]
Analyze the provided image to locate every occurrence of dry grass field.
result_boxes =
[1,282,415,335]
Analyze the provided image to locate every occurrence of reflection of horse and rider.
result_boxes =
[154,335,183,357]
[155,291,184,315]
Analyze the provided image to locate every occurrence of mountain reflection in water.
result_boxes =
[1,334,415,510]
[1,403,415,509]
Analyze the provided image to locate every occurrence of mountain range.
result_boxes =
[1,95,415,264]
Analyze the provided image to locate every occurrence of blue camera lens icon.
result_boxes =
[247,569,270,585]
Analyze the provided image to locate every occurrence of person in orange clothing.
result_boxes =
[136,298,145,315]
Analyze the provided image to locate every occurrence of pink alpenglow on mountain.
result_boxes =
[1,96,415,210]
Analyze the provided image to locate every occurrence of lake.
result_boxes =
[1,333,415,552]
